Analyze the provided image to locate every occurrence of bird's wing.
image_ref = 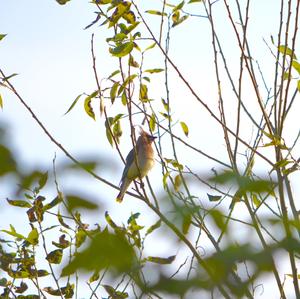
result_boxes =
[120,147,135,184]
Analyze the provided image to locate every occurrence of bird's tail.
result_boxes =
[116,178,131,202]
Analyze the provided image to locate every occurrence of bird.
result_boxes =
[116,129,156,202]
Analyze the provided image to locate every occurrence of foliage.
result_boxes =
[1,0,300,298]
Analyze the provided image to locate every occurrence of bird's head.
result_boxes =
[139,129,157,144]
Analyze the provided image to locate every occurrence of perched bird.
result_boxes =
[116,129,156,202]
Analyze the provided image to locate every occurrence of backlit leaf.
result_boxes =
[149,113,156,132]
[147,255,176,264]
[62,228,135,276]
[46,249,63,264]
[0,93,3,109]
[64,94,83,115]
[109,42,134,57]
[75,228,87,248]
[0,34,6,41]
[146,220,162,236]
[38,171,48,190]
[6,199,31,208]
[52,234,71,249]
[26,228,39,245]
[43,195,62,211]
[145,10,167,16]
[56,0,71,4]
[103,284,129,298]
[1,224,25,240]
[139,83,148,102]
[207,193,222,202]
[122,11,136,24]
[84,91,99,120]
[292,60,300,74]
[278,45,297,59]
[110,81,119,104]
[180,121,189,136]
[109,2,131,27]
[172,15,189,27]
[174,174,182,192]
[173,0,185,11]
[182,213,191,234]
[66,195,98,211]
[145,68,164,74]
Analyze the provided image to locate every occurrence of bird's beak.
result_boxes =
[149,135,157,141]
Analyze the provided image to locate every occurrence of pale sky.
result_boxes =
[0,0,298,298]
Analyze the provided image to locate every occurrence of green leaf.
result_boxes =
[46,249,63,264]
[122,11,136,24]
[109,42,134,58]
[211,170,274,194]
[128,54,139,68]
[0,93,3,109]
[56,0,71,4]
[150,276,211,295]
[207,193,222,202]
[62,228,135,276]
[165,158,184,170]
[144,43,156,52]
[180,121,189,136]
[172,15,189,27]
[108,70,121,80]
[173,0,185,11]
[110,81,119,104]
[188,0,202,3]
[172,10,180,24]
[145,220,161,236]
[44,283,74,297]
[145,68,164,74]
[145,10,167,16]
[147,255,176,264]
[109,2,131,27]
[57,210,71,229]
[252,194,261,208]
[38,171,48,190]
[52,234,71,249]
[292,60,300,74]
[278,45,297,59]
[89,271,100,283]
[66,195,99,211]
[6,199,31,208]
[0,34,6,41]
[26,228,39,245]
[174,174,182,192]
[118,74,137,95]
[1,224,26,240]
[0,278,7,287]
[139,83,148,102]
[64,94,83,115]
[149,113,156,132]
[75,228,87,248]
[298,80,300,92]
[210,209,226,230]
[2,73,18,81]
[43,195,63,211]
[182,213,191,234]
[84,91,99,120]
[127,212,140,224]
[103,285,129,299]
[121,91,127,105]
[14,281,28,294]
[163,171,170,189]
